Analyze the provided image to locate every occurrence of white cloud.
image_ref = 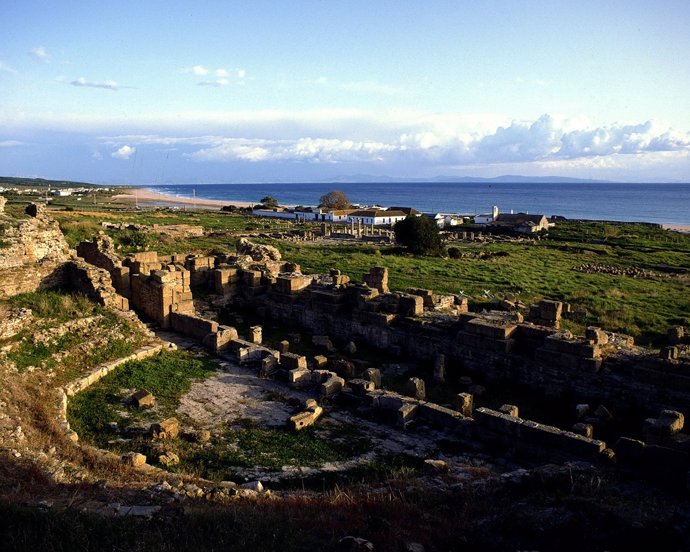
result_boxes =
[237,68,247,79]
[180,65,209,76]
[30,46,51,63]
[111,145,136,160]
[198,78,229,87]
[92,151,103,160]
[215,68,229,77]
[70,77,119,90]
[0,61,17,74]
[0,140,25,147]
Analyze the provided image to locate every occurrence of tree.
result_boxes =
[318,190,351,210]
[260,196,279,208]
[393,215,442,255]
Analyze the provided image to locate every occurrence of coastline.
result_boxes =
[111,188,253,209]
[110,187,690,232]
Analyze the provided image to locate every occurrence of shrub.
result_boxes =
[447,246,461,259]
[393,215,442,255]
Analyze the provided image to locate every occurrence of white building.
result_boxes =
[347,209,408,226]
[474,206,499,225]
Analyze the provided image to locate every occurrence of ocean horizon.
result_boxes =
[146,181,690,225]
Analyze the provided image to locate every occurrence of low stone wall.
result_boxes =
[473,407,606,459]
[58,342,176,442]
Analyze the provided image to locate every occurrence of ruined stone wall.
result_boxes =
[76,234,131,298]
[0,204,71,298]
[130,267,193,328]
[64,259,129,310]
[255,291,690,418]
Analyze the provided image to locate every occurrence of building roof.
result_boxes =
[349,209,408,218]
[494,213,547,225]
[387,206,421,216]
[329,209,357,215]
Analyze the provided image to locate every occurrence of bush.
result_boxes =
[447,246,461,259]
[393,216,442,255]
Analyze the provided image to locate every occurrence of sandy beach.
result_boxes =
[111,188,253,209]
[662,224,690,233]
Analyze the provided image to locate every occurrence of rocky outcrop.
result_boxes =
[236,237,284,277]
[0,203,72,298]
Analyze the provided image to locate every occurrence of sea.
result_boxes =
[147,182,690,225]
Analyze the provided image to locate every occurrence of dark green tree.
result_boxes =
[393,215,442,255]
[260,196,279,208]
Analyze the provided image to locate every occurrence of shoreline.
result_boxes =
[111,188,253,209]
[110,187,690,232]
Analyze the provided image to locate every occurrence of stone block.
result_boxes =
[249,325,262,345]
[150,417,180,439]
[499,404,519,417]
[668,326,685,345]
[281,352,307,370]
[572,423,594,438]
[343,341,357,355]
[313,355,328,369]
[288,406,323,431]
[259,355,279,378]
[657,410,685,435]
[363,368,381,388]
[129,390,155,408]
[348,378,375,396]
[278,340,290,354]
[398,294,424,317]
[397,403,418,428]
[320,376,345,398]
[457,392,473,416]
[585,326,609,345]
[331,358,356,379]
[122,452,147,467]
[405,377,426,400]
[288,369,311,387]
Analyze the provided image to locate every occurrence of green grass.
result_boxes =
[2,291,147,377]
[273,232,690,345]
[182,423,372,479]
[67,350,216,446]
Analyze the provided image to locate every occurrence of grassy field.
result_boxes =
[0,291,148,382]
[6,195,689,344]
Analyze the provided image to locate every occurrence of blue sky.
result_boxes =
[1,0,689,183]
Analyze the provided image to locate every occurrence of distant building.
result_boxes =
[474,206,499,225]
[492,212,551,233]
[388,206,421,217]
[347,209,408,226]
[325,209,357,223]
[251,207,295,220]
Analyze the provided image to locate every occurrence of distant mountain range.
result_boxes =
[324,174,613,184]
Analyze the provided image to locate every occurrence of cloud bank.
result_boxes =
[71,77,120,90]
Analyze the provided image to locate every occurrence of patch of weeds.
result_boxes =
[67,350,216,446]
[179,423,373,479]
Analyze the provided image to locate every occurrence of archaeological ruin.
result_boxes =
[2,202,690,549]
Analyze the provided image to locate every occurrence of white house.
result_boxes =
[474,206,499,225]
[347,209,408,226]
[324,209,357,223]
[251,208,296,220]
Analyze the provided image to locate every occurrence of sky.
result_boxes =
[1,0,689,184]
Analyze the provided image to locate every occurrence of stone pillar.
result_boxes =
[249,325,262,345]
[433,354,445,383]
[405,377,426,400]
[457,393,473,417]
[0,195,6,214]
[278,340,289,354]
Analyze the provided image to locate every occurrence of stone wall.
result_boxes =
[0,204,71,298]
[130,266,194,328]
[76,233,131,298]
[65,259,129,310]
